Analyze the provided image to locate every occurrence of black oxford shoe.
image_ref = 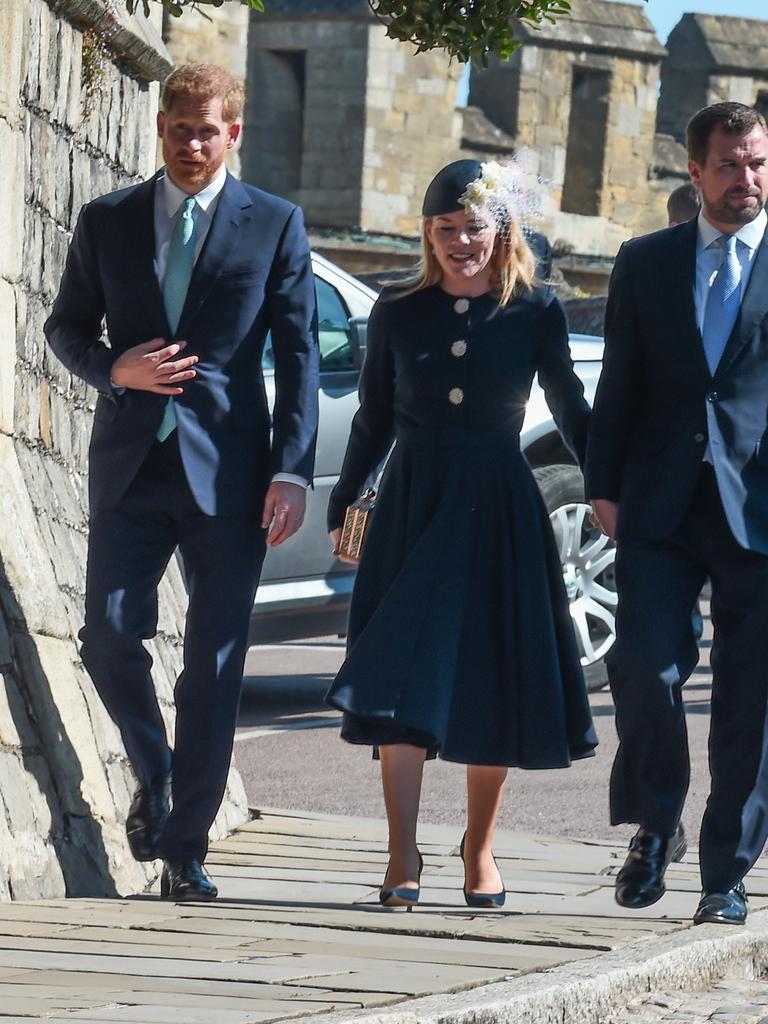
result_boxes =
[693,880,748,926]
[125,776,171,862]
[160,858,218,902]
[615,824,687,909]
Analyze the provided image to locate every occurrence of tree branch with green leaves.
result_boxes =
[125,0,648,65]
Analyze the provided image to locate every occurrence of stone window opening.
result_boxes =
[755,90,768,123]
[561,66,611,217]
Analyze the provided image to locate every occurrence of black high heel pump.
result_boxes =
[380,850,424,911]
[460,832,506,909]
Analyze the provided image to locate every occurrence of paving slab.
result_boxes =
[0,808,767,1022]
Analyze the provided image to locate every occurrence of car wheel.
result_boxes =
[533,464,617,692]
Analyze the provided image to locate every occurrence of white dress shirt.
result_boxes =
[155,167,307,489]
[694,207,767,332]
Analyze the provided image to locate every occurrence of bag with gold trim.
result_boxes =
[338,489,377,560]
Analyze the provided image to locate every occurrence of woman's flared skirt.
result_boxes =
[326,432,597,768]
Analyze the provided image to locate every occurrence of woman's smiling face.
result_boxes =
[425,208,497,288]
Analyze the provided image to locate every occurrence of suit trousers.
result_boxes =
[79,435,266,860]
[609,463,768,891]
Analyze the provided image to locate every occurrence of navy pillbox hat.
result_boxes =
[422,159,483,217]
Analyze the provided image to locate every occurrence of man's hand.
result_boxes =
[591,498,619,540]
[262,481,307,547]
[111,338,198,394]
[329,527,361,566]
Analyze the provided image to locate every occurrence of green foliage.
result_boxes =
[124,0,264,19]
[371,0,573,64]
[123,0,647,62]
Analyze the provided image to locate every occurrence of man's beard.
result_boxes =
[171,151,225,186]
[709,190,765,226]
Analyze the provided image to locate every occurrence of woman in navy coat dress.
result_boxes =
[327,160,597,909]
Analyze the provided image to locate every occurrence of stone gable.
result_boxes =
[513,0,665,59]
[681,13,768,73]
[659,13,768,143]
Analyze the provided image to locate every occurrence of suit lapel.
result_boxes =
[176,172,253,334]
[669,219,711,381]
[120,173,170,337]
[715,228,768,379]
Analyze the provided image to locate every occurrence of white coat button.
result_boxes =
[449,387,464,405]
[453,298,470,314]
[451,340,467,357]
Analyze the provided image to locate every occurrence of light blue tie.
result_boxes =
[157,195,197,442]
[701,233,741,375]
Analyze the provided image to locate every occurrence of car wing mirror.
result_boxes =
[348,316,368,370]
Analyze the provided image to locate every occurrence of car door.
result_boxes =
[260,273,365,585]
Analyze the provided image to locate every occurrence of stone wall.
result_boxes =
[360,29,462,236]
[0,0,248,901]
[601,55,664,234]
[242,15,369,227]
[469,8,664,255]
[240,9,461,234]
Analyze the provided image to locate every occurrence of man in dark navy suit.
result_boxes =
[587,102,768,926]
[45,64,319,900]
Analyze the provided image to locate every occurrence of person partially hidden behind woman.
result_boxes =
[325,159,598,911]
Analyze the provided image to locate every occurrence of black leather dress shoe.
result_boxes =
[615,824,687,909]
[161,858,218,902]
[125,776,171,862]
[693,880,748,925]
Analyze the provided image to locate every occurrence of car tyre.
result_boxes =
[533,464,617,693]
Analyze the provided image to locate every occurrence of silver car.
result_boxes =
[254,253,616,690]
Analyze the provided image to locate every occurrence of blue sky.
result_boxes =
[611,0,766,43]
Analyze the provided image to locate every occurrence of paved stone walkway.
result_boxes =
[0,808,767,1022]
[607,974,768,1023]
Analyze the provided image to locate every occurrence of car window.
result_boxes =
[261,277,355,373]
[317,278,354,371]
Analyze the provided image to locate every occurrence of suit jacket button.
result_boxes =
[451,340,467,357]
[449,387,464,405]
[694,433,705,443]
[453,298,470,314]
[707,391,718,403]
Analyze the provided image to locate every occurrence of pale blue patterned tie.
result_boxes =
[701,233,741,375]
[157,195,197,442]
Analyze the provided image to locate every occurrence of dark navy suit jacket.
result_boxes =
[585,217,768,554]
[45,171,319,516]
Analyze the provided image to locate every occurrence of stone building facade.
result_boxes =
[659,14,768,144]
[0,0,248,901]
[469,0,667,255]
[162,1,768,271]
[240,0,463,235]
[221,0,693,263]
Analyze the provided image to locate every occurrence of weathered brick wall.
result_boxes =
[0,0,248,900]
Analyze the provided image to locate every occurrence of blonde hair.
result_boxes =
[395,214,536,307]
[162,64,244,123]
